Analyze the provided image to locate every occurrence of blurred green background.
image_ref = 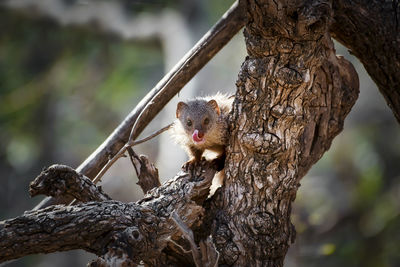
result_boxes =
[0,1,399,266]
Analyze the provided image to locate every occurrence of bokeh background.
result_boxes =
[0,1,399,266]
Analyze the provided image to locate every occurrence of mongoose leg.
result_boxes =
[210,149,226,171]
[182,146,204,171]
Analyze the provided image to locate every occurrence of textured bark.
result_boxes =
[206,1,359,266]
[29,165,111,204]
[127,147,161,194]
[0,160,218,265]
[331,0,400,123]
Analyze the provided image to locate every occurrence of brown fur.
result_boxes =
[170,93,233,195]
[170,93,233,162]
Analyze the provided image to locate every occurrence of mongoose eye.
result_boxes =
[203,118,210,125]
[186,119,192,127]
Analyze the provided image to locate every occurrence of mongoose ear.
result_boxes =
[176,102,188,118]
[208,100,220,115]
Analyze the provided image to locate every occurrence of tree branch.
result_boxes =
[0,160,218,264]
[35,0,246,210]
[90,123,172,187]
[29,164,111,203]
[127,147,161,194]
[331,0,400,123]
[171,211,202,267]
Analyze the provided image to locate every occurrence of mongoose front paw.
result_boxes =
[181,159,197,172]
[181,157,206,172]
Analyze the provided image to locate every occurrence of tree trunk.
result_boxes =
[207,1,359,265]
[331,0,400,123]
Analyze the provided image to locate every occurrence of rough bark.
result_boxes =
[331,0,400,123]
[29,165,111,203]
[206,1,359,266]
[0,160,218,265]
[127,147,161,195]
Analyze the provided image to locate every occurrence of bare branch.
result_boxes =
[35,0,246,210]
[0,160,218,264]
[331,0,400,123]
[171,211,202,267]
[199,236,219,267]
[131,123,173,147]
[170,212,219,267]
[92,123,172,187]
[29,164,111,203]
[127,147,161,194]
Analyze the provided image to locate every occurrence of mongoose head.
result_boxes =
[176,99,221,145]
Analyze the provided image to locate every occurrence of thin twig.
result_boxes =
[92,123,172,185]
[171,211,202,267]
[129,123,173,146]
[69,125,171,205]
[92,146,127,184]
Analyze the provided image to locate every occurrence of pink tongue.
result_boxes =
[192,130,203,142]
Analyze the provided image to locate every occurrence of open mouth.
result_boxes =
[192,130,205,144]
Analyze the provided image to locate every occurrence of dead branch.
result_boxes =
[35,0,246,210]
[199,236,220,267]
[127,147,161,194]
[171,211,202,267]
[29,164,111,203]
[90,123,172,186]
[170,212,219,267]
[0,160,218,265]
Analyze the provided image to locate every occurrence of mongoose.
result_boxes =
[170,93,233,165]
[170,93,233,193]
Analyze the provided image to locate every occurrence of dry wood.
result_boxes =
[0,160,218,265]
[127,147,161,194]
[171,211,202,267]
[171,212,220,267]
[29,164,111,203]
[90,123,173,186]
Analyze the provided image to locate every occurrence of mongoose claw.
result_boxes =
[181,159,197,172]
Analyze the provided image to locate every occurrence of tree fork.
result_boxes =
[208,1,359,265]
